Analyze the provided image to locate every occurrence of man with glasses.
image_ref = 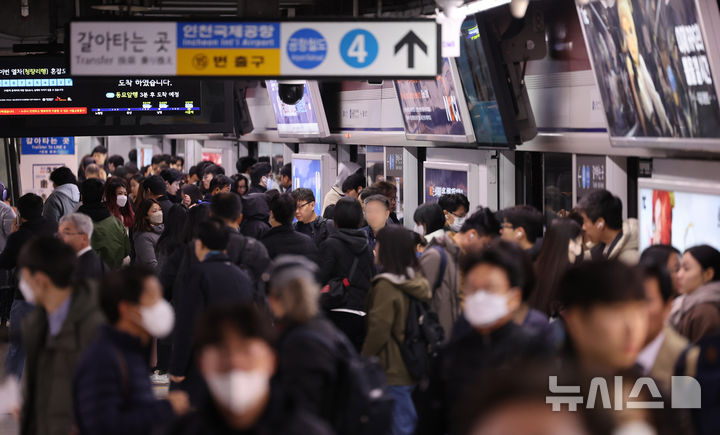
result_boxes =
[292,188,334,247]
[58,213,108,283]
[438,193,470,233]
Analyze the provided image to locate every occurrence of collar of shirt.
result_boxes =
[76,246,93,257]
[636,329,666,375]
[47,295,73,337]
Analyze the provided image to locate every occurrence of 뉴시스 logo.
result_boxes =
[547,376,701,411]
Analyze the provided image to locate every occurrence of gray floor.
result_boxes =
[0,340,19,435]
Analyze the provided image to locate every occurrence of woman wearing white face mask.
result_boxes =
[164,304,334,435]
[105,177,135,230]
[132,199,164,270]
[413,203,446,244]
[416,242,551,434]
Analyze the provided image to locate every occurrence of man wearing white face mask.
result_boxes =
[416,242,551,435]
[17,236,105,435]
[73,266,190,435]
[247,162,274,195]
[164,304,334,435]
[438,193,469,233]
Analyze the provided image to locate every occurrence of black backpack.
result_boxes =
[302,329,394,435]
[393,296,445,381]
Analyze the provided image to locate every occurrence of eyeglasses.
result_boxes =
[59,231,84,236]
[296,201,313,210]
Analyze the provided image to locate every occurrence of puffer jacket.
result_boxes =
[419,233,463,341]
[361,269,431,385]
[43,183,80,223]
[590,219,640,265]
[670,280,720,343]
[240,193,271,240]
[132,224,164,270]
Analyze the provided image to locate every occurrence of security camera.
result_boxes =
[277,80,305,105]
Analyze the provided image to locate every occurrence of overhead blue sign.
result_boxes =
[21,137,75,155]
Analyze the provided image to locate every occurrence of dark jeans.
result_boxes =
[4,299,34,379]
[326,310,367,353]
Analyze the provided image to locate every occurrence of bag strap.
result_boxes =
[347,256,359,283]
[111,344,131,402]
[430,245,447,291]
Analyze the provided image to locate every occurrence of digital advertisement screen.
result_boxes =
[456,16,508,144]
[292,158,322,217]
[424,167,468,204]
[576,155,606,202]
[266,80,325,137]
[395,58,470,141]
[0,56,231,136]
[638,187,720,252]
[578,0,720,140]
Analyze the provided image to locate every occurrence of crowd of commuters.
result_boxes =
[0,148,719,435]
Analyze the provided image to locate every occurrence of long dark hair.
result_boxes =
[131,198,159,234]
[184,204,212,241]
[530,218,582,315]
[105,176,135,227]
[685,245,720,283]
[156,204,190,256]
[413,203,445,235]
[376,225,418,276]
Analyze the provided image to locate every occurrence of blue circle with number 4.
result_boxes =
[340,29,378,68]
[287,28,327,69]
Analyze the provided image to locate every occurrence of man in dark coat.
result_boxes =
[163,304,334,435]
[143,175,174,219]
[1,193,58,380]
[58,213,109,283]
[261,193,319,264]
[169,218,255,406]
[73,266,190,434]
[19,237,105,435]
[247,162,273,194]
[240,192,271,240]
[210,193,270,301]
[292,188,334,247]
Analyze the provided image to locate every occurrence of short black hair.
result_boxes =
[413,203,445,235]
[363,194,390,210]
[107,155,124,168]
[640,245,680,272]
[142,175,166,196]
[558,260,645,309]
[291,188,315,204]
[80,178,105,204]
[342,172,366,193]
[280,163,292,178]
[460,207,500,236]
[198,217,231,251]
[359,187,380,202]
[685,245,720,283]
[211,192,243,221]
[171,156,184,166]
[500,205,544,243]
[194,303,275,351]
[577,189,623,230]
[160,168,182,184]
[92,145,107,155]
[203,164,225,177]
[460,239,535,300]
[334,196,363,229]
[642,263,674,303]
[18,236,76,288]
[236,156,257,174]
[270,192,296,226]
[100,266,154,324]
[17,193,43,220]
[128,149,137,164]
[209,174,232,192]
[113,166,129,178]
[249,162,272,185]
[372,180,397,199]
[188,165,199,178]
[375,225,418,275]
[438,193,470,214]
[49,167,77,186]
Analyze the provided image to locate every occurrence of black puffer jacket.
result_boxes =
[317,228,375,312]
[240,193,271,240]
[261,225,319,264]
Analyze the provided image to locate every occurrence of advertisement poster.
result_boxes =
[578,0,720,139]
[33,164,64,200]
[576,155,606,202]
[201,151,223,166]
[292,158,322,216]
[266,80,321,136]
[424,167,468,204]
[639,187,720,252]
[395,58,468,139]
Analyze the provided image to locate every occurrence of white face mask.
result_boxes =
[568,238,583,263]
[116,195,128,208]
[18,277,35,304]
[463,290,510,328]
[263,175,275,191]
[139,299,175,338]
[149,211,163,225]
[449,216,466,232]
[206,369,270,415]
[413,224,426,237]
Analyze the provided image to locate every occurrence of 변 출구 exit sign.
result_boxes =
[69,20,440,79]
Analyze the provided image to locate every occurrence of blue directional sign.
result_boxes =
[340,29,379,68]
[21,137,75,155]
